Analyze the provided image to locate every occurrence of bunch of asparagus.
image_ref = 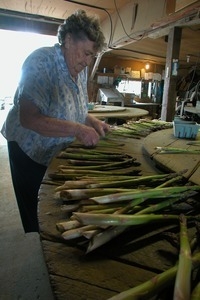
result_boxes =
[48,139,142,181]
[108,118,173,139]
[54,164,200,250]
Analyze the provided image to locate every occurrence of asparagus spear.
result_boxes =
[62,225,100,240]
[86,174,171,189]
[57,151,128,160]
[173,214,192,300]
[90,186,200,204]
[55,188,131,201]
[73,213,179,226]
[57,158,139,171]
[155,147,200,154]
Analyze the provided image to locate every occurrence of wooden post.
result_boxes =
[161,27,182,121]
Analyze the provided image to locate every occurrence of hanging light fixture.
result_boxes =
[145,63,150,70]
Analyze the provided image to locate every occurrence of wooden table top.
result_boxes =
[89,105,149,120]
[38,127,200,299]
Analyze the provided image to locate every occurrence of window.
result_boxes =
[116,79,141,96]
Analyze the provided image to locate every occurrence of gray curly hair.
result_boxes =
[57,10,106,52]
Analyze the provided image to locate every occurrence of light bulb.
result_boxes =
[145,63,150,70]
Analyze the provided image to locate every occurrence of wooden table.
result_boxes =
[143,128,200,185]
[89,105,149,121]
[125,102,161,118]
[38,128,200,299]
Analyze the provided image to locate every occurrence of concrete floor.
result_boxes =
[0,109,54,300]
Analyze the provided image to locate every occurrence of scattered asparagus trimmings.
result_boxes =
[155,146,200,154]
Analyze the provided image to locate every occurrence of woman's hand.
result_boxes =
[75,123,101,147]
[85,114,110,137]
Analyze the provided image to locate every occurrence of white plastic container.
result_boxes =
[173,117,200,139]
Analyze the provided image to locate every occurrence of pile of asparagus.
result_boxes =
[47,122,200,299]
[55,181,200,251]
[50,138,200,255]
[108,118,173,139]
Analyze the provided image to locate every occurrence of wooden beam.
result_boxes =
[166,0,176,14]
[161,27,182,122]
[0,10,61,35]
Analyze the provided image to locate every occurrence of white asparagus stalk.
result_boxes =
[55,188,130,201]
[62,225,99,240]
[56,220,81,232]
[82,229,102,239]
[60,204,80,212]
[55,179,98,191]
[86,226,127,253]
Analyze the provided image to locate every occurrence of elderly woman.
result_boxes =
[1,10,109,233]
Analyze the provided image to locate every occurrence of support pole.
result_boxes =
[161,27,182,121]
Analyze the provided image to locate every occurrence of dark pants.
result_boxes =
[7,141,47,233]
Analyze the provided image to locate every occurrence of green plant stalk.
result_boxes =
[58,158,138,171]
[73,212,179,227]
[57,188,131,201]
[58,166,141,176]
[58,151,128,160]
[107,252,200,300]
[156,175,183,188]
[187,141,200,145]
[108,265,177,300]
[85,187,185,252]
[79,203,125,212]
[191,281,200,300]
[55,179,99,191]
[67,159,116,166]
[109,130,142,139]
[135,190,196,215]
[64,146,125,154]
[78,175,139,181]
[48,166,141,179]
[90,186,200,204]
[55,176,137,191]
[87,174,171,189]
[70,139,125,149]
[173,214,192,300]
[86,207,122,214]
[79,203,124,212]
[156,147,200,154]
[135,196,181,215]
